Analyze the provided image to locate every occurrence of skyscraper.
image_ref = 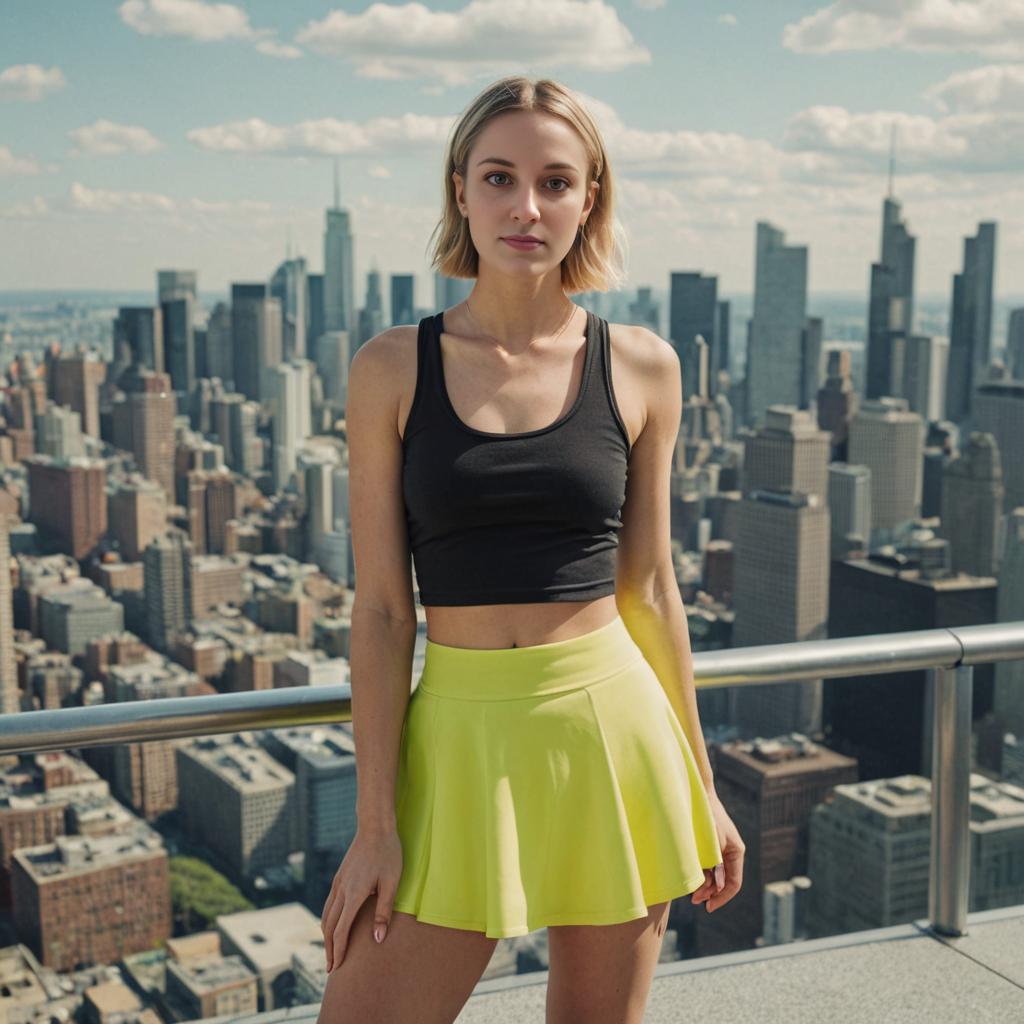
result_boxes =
[827,548,997,781]
[974,380,1024,512]
[901,334,947,421]
[51,348,106,438]
[109,478,167,562]
[715,299,731,384]
[0,515,17,715]
[827,463,872,559]
[315,332,349,407]
[34,404,84,459]
[144,531,192,653]
[266,360,313,490]
[816,349,858,460]
[939,432,1003,578]
[865,196,916,400]
[324,162,355,335]
[111,368,176,502]
[158,270,197,305]
[847,397,924,540]
[730,489,830,739]
[670,271,718,402]
[357,266,385,353]
[231,284,282,402]
[741,406,831,501]
[271,255,309,361]
[307,273,325,348]
[994,509,1024,737]
[161,294,195,393]
[946,222,997,423]
[390,273,415,327]
[745,222,809,428]
[26,455,108,560]
[114,307,163,374]
[1008,308,1024,380]
[801,316,824,410]
[204,301,233,384]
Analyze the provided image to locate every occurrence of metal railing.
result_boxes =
[3,620,1023,940]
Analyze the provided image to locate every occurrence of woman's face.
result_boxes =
[453,109,599,275]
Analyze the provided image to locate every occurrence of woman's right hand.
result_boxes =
[321,827,404,972]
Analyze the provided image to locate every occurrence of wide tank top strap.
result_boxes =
[406,315,439,435]
[589,311,611,401]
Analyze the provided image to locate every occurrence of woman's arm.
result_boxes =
[346,331,420,832]
[613,328,717,796]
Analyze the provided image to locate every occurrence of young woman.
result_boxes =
[318,75,744,1024]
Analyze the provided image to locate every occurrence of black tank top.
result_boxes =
[401,307,632,606]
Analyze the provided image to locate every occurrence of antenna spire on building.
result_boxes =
[887,122,897,199]
[333,157,340,209]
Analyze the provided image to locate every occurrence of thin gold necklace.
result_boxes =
[461,297,578,356]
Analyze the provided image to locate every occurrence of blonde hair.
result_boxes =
[427,75,627,294]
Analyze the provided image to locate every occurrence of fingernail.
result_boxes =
[374,924,386,943]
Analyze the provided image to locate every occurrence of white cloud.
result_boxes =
[633,0,666,9]
[783,103,1024,173]
[119,0,301,58]
[718,13,738,26]
[254,38,303,59]
[0,196,50,218]
[294,0,650,86]
[29,182,276,221]
[570,90,845,183]
[189,85,1024,184]
[68,182,177,214]
[69,120,164,156]
[368,165,394,178]
[0,145,45,175]
[924,62,1024,112]
[783,0,1024,59]
[119,0,253,41]
[187,112,455,156]
[0,63,66,101]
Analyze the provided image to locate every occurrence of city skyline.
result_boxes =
[2,0,1022,298]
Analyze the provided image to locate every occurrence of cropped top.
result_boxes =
[401,307,632,606]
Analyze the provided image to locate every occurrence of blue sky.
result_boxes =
[2,0,1022,301]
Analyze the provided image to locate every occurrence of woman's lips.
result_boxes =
[502,237,543,250]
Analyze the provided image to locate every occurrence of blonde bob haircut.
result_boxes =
[427,75,628,295]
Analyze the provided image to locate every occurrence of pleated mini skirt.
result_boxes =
[390,614,722,938]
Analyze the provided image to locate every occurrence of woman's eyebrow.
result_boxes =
[476,156,577,171]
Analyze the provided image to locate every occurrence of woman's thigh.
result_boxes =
[545,901,671,1024]
[316,895,498,1024]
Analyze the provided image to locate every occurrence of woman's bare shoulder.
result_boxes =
[606,320,673,371]
[604,321,669,451]
[352,325,422,442]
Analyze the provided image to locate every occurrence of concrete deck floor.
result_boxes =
[228,904,1024,1023]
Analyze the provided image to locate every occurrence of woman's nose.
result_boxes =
[511,188,541,220]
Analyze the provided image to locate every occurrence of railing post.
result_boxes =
[928,664,973,937]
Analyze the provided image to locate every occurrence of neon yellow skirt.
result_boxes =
[391,614,722,938]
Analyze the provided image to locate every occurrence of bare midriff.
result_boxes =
[423,594,621,650]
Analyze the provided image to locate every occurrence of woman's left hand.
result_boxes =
[690,789,745,913]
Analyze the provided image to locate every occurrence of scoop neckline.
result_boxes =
[434,307,594,440]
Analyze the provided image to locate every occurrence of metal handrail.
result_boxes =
[2,622,1019,753]
[2,620,1022,940]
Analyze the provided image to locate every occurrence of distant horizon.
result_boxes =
[2,287,1022,305]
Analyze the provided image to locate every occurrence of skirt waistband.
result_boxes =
[418,614,646,700]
